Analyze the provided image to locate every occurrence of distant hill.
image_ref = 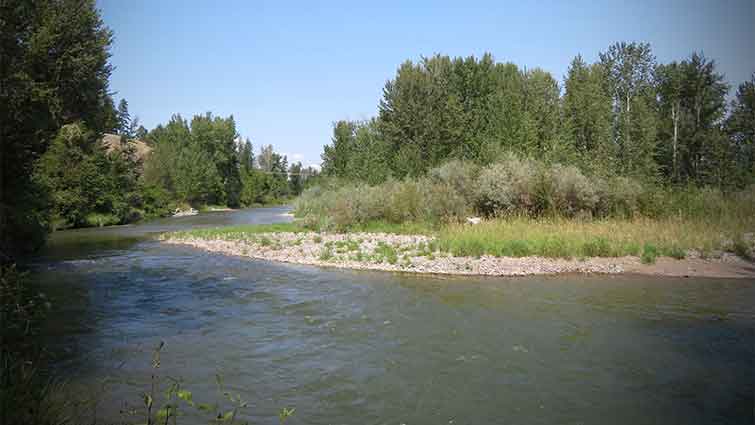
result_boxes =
[101,133,152,162]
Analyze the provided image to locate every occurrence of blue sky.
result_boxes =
[99,0,754,168]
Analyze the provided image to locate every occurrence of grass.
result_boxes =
[436,216,754,259]
[373,242,399,264]
[167,222,304,240]
[344,220,437,235]
[164,214,754,262]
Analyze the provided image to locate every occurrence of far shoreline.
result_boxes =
[161,231,755,280]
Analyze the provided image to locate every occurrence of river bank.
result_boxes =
[161,230,755,278]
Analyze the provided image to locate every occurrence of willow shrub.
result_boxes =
[294,156,755,229]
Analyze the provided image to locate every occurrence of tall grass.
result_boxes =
[437,215,754,259]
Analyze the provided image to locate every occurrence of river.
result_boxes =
[27,207,754,424]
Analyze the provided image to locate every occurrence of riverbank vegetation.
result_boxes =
[0,1,306,423]
[0,1,320,254]
[296,45,755,261]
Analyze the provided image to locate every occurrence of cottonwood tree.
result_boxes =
[726,74,755,184]
[599,42,659,180]
[562,56,615,175]
[657,53,729,185]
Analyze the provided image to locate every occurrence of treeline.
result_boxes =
[142,112,319,213]
[322,45,754,189]
[0,0,317,259]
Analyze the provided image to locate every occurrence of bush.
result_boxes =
[541,164,598,217]
[84,212,120,227]
[641,243,658,264]
[293,154,755,231]
[594,176,643,218]
[476,155,540,216]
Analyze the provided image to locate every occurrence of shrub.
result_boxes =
[476,155,540,216]
[542,164,598,217]
[84,212,120,227]
[594,176,643,218]
[641,243,658,264]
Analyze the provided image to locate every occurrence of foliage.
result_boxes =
[320,46,753,201]
[35,123,140,228]
[436,214,754,260]
[0,0,114,257]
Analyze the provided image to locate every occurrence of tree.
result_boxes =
[288,162,303,195]
[36,123,138,227]
[599,42,659,180]
[521,68,565,161]
[726,74,755,185]
[239,138,255,173]
[657,53,729,185]
[117,98,131,137]
[562,56,615,175]
[1,0,113,256]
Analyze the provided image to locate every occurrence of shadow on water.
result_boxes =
[27,207,755,425]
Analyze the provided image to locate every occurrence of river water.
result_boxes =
[28,207,754,424]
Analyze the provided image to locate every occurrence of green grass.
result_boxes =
[167,222,304,240]
[345,220,437,235]
[436,216,754,259]
[164,214,754,261]
[373,242,399,264]
[641,243,659,264]
[318,246,334,261]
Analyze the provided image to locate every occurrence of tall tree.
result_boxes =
[0,0,113,256]
[117,98,131,137]
[288,162,303,195]
[726,74,755,185]
[599,42,659,179]
[521,68,564,161]
[239,138,255,173]
[562,56,615,175]
[657,53,729,185]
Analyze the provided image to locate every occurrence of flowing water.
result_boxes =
[28,207,755,424]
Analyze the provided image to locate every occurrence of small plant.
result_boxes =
[313,235,323,244]
[641,243,658,264]
[374,242,399,264]
[732,236,752,260]
[666,245,686,260]
[259,236,273,247]
[582,237,612,257]
[318,246,334,261]
[279,407,296,424]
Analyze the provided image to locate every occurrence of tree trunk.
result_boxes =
[672,102,678,180]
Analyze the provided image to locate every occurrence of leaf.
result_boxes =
[156,406,171,419]
[177,389,193,405]
[143,393,153,409]
[196,402,214,411]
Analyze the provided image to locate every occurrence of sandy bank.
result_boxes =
[161,232,755,279]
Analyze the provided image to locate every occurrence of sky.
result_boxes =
[98,0,754,168]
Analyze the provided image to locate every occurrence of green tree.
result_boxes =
[521,68,565,161]
[321,121,357,177]
[562,56,615,175]
[289,162,304,195]
[599,42,659,180]
[657,53,729,185]
[0,0,113,256]
[117,98,131,137]
[726,74,755,185]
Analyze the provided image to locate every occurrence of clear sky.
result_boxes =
[98,0,754,168]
